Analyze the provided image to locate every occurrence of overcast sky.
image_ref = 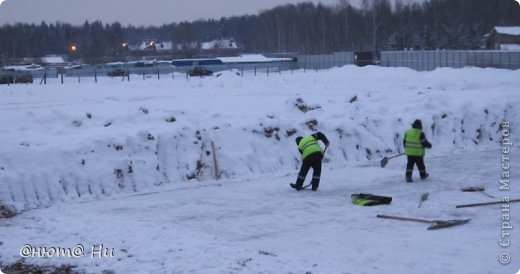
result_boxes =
[0,0,421,27]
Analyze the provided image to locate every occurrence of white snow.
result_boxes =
[105,61,125,67]
[201,39,240,50]
[500,44,520,51]
[0,66,519,273]
[3,64,44,71]
[495,26,520,36]
[41,55,66,65]
[219,54,292,63]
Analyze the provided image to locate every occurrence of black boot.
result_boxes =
[311,178,319,191]
[420,173,429,180]
[290,183,301,191]
[406,169,413,183]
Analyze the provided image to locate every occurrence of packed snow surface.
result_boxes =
[0,65,519,273]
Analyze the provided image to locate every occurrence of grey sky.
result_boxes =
[0,0,421,27]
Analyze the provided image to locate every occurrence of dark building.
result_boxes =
[485,26,520,50]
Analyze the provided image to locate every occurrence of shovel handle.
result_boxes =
[377,214,432,224]
[387,153,404,160]
[380,153,404,168]
[479,191,495,199]
[456,199,520,208]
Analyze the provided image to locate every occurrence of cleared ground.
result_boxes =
[1,150,518,274]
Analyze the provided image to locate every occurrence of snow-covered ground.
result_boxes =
[0,66,519,273]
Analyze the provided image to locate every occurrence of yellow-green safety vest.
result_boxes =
[404,128,424,156]
[298,135,323,160]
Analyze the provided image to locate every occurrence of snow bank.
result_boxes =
[0,66,518,212]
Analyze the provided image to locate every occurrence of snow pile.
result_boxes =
[0,66,519,212]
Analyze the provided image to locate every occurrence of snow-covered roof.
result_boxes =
[499,44,520,51]
[128,40,173,51]
[154,41,173,51]
[41,56,65,64]
[172,58,217,62]
[201,39,240,50]
[201,42,215,50]
[4,64,44,71]
[494,26,520,36]
[106,62,125,67]
[219,54,292,64]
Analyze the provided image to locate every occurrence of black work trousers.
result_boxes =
[406,156,427,179]
[295,152,323,190]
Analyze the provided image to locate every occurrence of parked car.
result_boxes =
[0,73,33,84]
[187,66,213,77]
[107,69,128,77]
[15,73,33,84]
[0,74,14,85]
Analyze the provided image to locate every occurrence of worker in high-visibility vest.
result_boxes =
[403,119,432,183]
[290,132,329,191]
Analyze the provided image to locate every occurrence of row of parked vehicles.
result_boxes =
[0,73,33,84]
[106,66,213,77]
[0,62,214,84]
[105,59,213,77]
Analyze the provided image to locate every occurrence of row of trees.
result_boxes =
[0,0,519,64]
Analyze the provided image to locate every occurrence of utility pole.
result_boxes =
[340,0,350,51]
[276,14,282,52]
[372,8,381,57]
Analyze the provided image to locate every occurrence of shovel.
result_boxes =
[418,193,429,208]
[380,153,404,168]
[461,186,494,199]
[377,214,471,230]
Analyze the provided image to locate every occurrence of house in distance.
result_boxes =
[484,26,520,50]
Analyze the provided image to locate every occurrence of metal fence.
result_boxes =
[4,50,518,85]
[0,63,299,85]
[381,50,520,71]
[298,52,355,70]
[0,53,358,85]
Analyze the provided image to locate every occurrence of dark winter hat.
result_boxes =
[412,119,423,129]
[296,136,303,145]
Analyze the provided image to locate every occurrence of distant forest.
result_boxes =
[0,0,519,64]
